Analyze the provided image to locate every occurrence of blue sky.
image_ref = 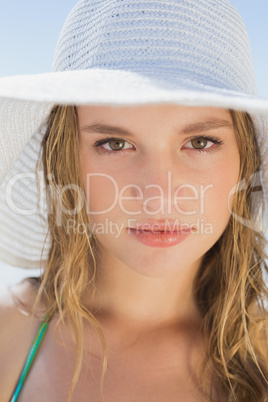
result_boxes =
[0,0,268,97]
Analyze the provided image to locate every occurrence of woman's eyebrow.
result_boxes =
[81,118,233,137]
[81,123,133,136]
[181,119,233,135]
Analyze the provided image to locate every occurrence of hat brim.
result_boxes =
[1,69,268,111]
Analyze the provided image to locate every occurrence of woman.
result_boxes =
[0,0,267,401]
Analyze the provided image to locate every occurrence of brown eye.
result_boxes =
[190,138,208,149]
[106,139,126,150]
[95,137,134,153]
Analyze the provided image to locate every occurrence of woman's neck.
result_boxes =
[83,251,203,332]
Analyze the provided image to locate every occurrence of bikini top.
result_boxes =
[10,314,52,402]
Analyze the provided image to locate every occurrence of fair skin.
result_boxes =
[0,105,240,401]
[78,104,240,325]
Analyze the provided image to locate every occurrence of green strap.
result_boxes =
[10,314,52,402]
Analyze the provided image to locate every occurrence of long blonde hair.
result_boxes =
[31,106,268,401]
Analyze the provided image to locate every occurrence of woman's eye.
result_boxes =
[94,137,134,153]
[188,138,210,149]
[183,136,223,151]
[102,139,132,151]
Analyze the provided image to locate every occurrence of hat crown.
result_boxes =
[53,0,256,95]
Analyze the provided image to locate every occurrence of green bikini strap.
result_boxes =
[10,313,52,402]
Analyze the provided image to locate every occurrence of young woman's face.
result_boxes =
[78,105,240,277]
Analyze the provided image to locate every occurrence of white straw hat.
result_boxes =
[0,0,268,268]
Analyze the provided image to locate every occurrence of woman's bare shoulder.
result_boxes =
[0,277,45,401]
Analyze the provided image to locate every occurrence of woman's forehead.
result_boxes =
[77,104,233,123]
[78,105,234,142]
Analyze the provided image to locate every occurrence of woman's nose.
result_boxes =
[126,151,192,216]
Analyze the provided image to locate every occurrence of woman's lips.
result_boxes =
[127,226,192,248]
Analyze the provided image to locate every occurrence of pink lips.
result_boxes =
[127,222,192,248]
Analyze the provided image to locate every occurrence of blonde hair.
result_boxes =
[195,110,268,400]
[31,106,268,401]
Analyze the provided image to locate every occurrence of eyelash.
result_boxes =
[93,135,224,156]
